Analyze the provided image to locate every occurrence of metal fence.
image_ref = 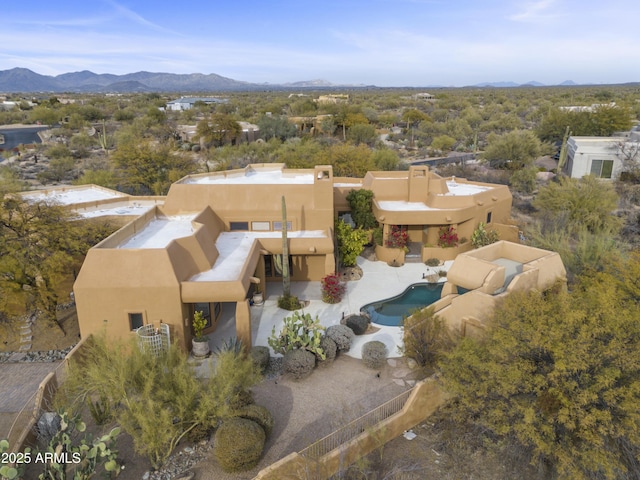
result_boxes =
[299,388,413,460]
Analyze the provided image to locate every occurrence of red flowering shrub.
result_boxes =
[385,225,409,249]
[321,273,346,304]
[438,226,459,248]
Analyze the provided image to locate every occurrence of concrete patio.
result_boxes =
[207,256,452,360]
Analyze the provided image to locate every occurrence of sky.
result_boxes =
[2,0,639,87]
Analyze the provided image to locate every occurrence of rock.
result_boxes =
[387,358,397,367]
[37,412,60,443]
[174,472,195,480]
[142,472,150,480]
[406,358,418,369]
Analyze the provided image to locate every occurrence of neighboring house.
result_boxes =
[176,121,259,144]
[564,135,640,179]
[27,164,521,353]
[165,97,228,111]
[315,94,349,105]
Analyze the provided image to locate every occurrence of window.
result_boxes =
[590,159,614,179]
[272,221,292,231]
[265,254,293,277]
[129,312,144,331]
[251,221,270,231]
[486,211,492,224]
[230,221,249,231]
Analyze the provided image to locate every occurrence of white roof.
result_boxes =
[377,201,435,211]
[118,215,196,249]
[183,170,315,185]
[77,205,156,218]
[442,180,490,196]
[22,187,126,205]
[191,230,326,282]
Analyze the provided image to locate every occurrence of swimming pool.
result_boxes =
[361,283,444,327]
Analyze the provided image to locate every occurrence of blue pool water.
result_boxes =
[361,283,444,327]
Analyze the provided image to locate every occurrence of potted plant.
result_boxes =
[191,310,210,357]
[252,284,264,306]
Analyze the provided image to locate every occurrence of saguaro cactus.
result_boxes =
[281,195,290,298]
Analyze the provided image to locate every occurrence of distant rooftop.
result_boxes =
[377,201,436,211]
[21,186,126,205]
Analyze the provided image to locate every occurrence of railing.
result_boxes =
[299,388,412,460]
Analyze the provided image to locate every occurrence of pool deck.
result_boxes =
[208,257,452,360]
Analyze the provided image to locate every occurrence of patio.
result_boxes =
[207,256,452,360]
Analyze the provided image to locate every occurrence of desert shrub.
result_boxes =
[214,417,265,472]
[316,336,337,366]
[268,311,325,359]
[471,222,500,248]
[283,348,316,379]
[401,307,456,369]
[425,257,441,267]
[346,315,369,335]
[277,294,301,310]
[321,272,346,303]
[326,324,355,352]
[362,341,388,369]
[250,346,270,373]
[86,394,112,426]
[509,166,538,194]
[58,335,262,470]
[372,225,383,246]
[236,404,274,436]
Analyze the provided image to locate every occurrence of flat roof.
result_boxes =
[190,230,327,282]
[77,204,156,218]
[182,170,315,185]
[117,214,196,249]
[377,201,436,211]
[21,186,127,205]
[441,180,490,196]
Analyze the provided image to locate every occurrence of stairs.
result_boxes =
[405,242,422,263]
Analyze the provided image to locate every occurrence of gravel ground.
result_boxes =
[191,354,414,480]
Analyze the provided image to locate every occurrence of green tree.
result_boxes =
[111,140,195,195]
[482,130,543,170]
[347,123,377,146]
[0,198,111,332]
[196,113,242,147]
[335,219,369,267]
[430,134,456,153]
[533,174,621,235]
[257,115,297,141]
[441,272,640,479]
[372,149,399,171]
[402,109,431,146]
[318,144,375,177]
[346,189,378,229]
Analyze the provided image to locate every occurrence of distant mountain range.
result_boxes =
[0,68,630,93]
[0,68,372,93]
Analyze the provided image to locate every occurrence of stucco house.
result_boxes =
[564,134,640,180]
[165,97,228,111]
[21,163,534,353]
